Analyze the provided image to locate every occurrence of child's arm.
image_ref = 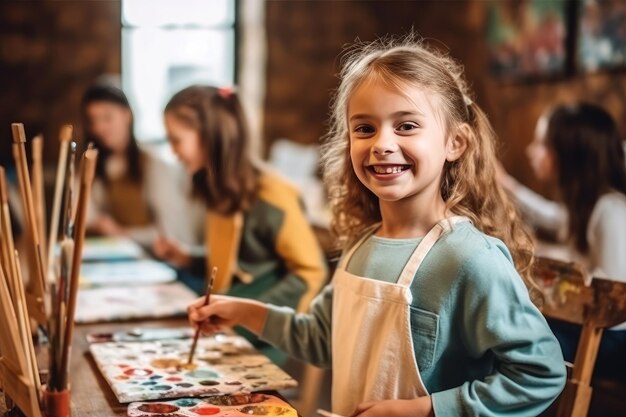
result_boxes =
[188,284,334,367]
[431,246,566,417]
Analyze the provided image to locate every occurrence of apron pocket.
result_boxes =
[409,307,439,370]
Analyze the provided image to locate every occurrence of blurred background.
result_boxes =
[1,0,625,198]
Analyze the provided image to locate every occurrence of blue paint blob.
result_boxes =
[175,399,198,407]
[186,369,219,379]
[141,381,158,386]
[149,375,163,380]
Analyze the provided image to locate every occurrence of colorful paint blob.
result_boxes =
[185,370,218,379]
[124,368,153,377]
[137,403,179,413]
[190,406,220,415]
[174,399,198,407]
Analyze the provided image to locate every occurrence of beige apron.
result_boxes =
[331,216,469,415]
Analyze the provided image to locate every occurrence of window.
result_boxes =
[122,0,237,142]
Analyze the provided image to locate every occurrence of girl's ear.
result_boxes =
[446,123,470,162]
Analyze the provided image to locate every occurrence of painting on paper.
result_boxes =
[76,282,197,324]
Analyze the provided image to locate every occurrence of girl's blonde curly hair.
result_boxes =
[321,35,536,287]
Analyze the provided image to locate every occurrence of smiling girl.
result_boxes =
[188,38,566,416]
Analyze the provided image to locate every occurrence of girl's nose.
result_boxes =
[372,131,398,155]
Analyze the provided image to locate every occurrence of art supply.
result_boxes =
[89,334,297,403]
[0,257,43,417]
[60,141,76,239]
[81,236,144,262]
[188,266,217,365]
[86,327,195,344]
[59,146,98,391]
[79,259,177,288]
[75,281,197,323]
[11,122,47,323]
[317,409,347,417]
[47,124,73,280]
[0,167,20,304]
[31,134,46,260]
[127,393,298,417]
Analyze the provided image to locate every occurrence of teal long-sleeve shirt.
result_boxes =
[260,222,566,417]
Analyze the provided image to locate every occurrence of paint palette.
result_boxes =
[75,282,197,323]
[127,393,298,416]
[90,334,298,403]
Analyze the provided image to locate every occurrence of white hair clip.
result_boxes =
[463,95,473,106]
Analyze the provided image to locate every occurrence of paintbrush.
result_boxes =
[317,409,347,417]
[187,266,217,365]
[47,124,73,282]
[59,147,98,390]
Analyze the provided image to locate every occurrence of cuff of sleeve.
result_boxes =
[260,304,295,345]
[432,387,464,417]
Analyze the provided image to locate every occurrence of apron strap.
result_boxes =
[397,216,470,287]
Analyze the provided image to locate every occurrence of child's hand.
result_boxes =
[187,295,269,335]
[91,215,124,236]
[153,236,192,268]
[351,398,433,417]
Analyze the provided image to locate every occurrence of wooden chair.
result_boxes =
[533,256,626,417]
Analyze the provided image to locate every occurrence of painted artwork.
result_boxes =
[80,260,177,288]
[127,393,297,416]
[486,0,568,78]
[82,237,144,261]
[76,282,198,323]
[89,334,298,403]
[578,0,626,71]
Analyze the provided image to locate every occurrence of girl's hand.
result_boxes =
[91,215,124,236]
[352,397,434,417]
[153,236,192,268]
[187,295,269,335]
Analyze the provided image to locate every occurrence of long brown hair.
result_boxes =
[545,103,626,253]
[322,35,535,285]
[164,85,258,214]
[81,84,142,183]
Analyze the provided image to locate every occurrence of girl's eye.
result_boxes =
[396,122,418,132]
[353,125,375,135]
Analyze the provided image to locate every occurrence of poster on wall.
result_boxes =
[578,0,626,72]
[486,0,569,79]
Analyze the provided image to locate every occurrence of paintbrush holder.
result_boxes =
[42,386,70,417]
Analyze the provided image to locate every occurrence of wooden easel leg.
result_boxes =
[557,324,603,417]
[296,364,325,417]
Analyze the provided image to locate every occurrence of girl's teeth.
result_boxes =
[373,165,406,174]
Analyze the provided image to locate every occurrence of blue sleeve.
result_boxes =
[432,246,566,417]
[260,284,333,368]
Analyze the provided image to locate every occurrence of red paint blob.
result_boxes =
[191,406,221,415]
[118,364,130,368]
[124,368,153,377]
